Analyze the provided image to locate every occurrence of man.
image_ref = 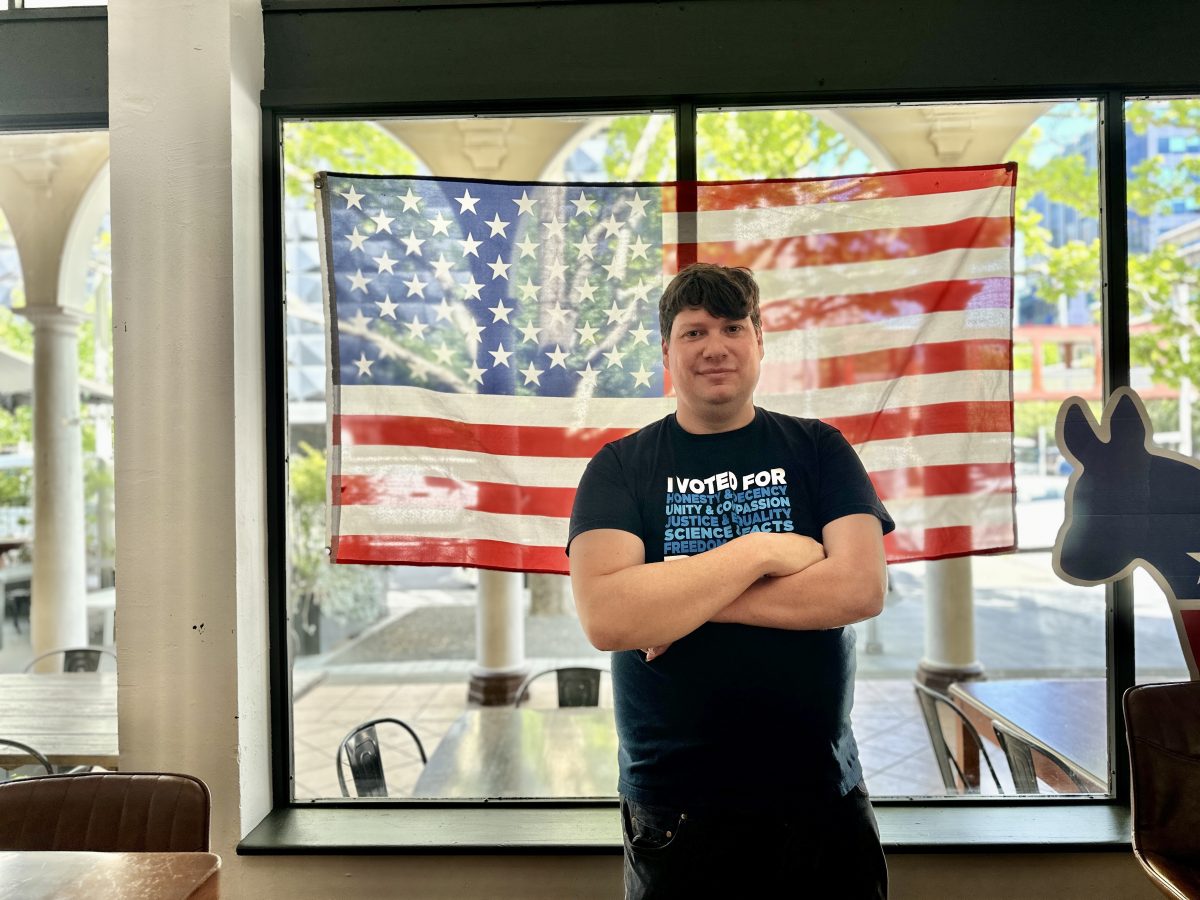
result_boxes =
[567,263,894,899]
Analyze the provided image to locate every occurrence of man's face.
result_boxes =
[662,306,763,425]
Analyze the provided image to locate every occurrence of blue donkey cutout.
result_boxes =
[1053,387,1200,679]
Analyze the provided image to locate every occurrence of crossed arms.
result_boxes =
[568,513,887,653]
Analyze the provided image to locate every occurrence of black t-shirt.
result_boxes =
[567,407,895,809]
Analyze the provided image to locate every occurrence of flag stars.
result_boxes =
[546,303,570,327]
[573,236,597,260]
[603,346,626,369]
[464,362,486,385]
[400,230,425,256]
[430,254,455,281]
[485,213,511,238]
[488,342,514,368]
[544,258,567,282]
[428,211,453,236]
[460,321,486,343]
[629,322,653,345]
[541,216,566,239]
[353,352,374,377]
[577,362,600,389]
[546,344,569,369]
[601,259,623,281]
[459,233,482,258]
[513,190,537,217]
[404,315,430,340]
[570,191,597,217]
[631,364,654,388]
[455,188,480,214]
[488,299,514,323]
[625,192,650,218]
[347,269,371,293]
[604,300,630,325]
[375,294,399,319]
[630,278,655,304]
[600,213,623,238]
[576,321,599,345]
[516,279,540,303]
[338,185,365,210]
[460,277,484,301]
[369,209,395,234]
[345,228,369,252]
[575,280,598,303]
[433,297,454,322]
[372,251,397,274]
[487,255,512,280]
[403,273,428,298]
[517,322,543,345]
[398,187,423,212]
[628,235,652,260]
[515,235,540,259]
[433,342,455,366]
[520,362,545,386]
[349,308,372,332]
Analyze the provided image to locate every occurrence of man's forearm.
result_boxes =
[710,554,885,631]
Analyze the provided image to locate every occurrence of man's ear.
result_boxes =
[661,338,670,372]
[756,325,764,358]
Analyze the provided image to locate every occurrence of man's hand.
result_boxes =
[644,642,672,661]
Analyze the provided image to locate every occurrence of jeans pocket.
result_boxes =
[621,797,685,855]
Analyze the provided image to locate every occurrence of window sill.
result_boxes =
[238,803,1132,855]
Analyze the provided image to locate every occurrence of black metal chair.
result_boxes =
[513,666,608,708]
[991,718,1093,794]
[0,738,53,782]
[913,681,1004,794]
[23,647,116,673]
[1124,681,1200,898]
[336,717,427,798]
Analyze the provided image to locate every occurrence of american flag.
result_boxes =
[316,166,1016,572]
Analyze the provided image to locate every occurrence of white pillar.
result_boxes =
[917,556,984,690]
[468,570,529,705]
[26,306,88,667]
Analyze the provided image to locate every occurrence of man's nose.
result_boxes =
[700,335,729,358]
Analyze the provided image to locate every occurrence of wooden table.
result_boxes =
[0,851,219,900]
[413,707,618,798]
[949,678,1108,793]
[0,673,118,769]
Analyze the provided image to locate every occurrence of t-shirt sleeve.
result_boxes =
[816,423,896,536]
[567,443,642,554]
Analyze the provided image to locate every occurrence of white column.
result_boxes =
[917,556,984,690]
[468,570,529,705]
[26,306,88,668]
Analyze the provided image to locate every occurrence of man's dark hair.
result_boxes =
[658,263,761,342]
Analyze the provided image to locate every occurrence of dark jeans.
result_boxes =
[621,782,887,900]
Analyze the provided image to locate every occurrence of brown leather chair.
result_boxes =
[1124,681,1200,899]
[0,772,210,851]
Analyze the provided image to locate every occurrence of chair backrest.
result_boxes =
[23,646,116,673]
[336,717,427,798]
[0,738,53,780]
[514,667,606,708]
[1124,681,1200,861]
[991,718,1091,794]
[0,772,211,851]
[912,681,1004,794]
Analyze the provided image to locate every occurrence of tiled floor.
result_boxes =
[294,675,952,800]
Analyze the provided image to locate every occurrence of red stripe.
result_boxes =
[685,217,1010,271]
[661,166,1016,213]
[335,474,575,517]
[333,534,568,574]
[885,523,1016,562]
[760,279,1010,331]
[335,414,634,457]
[869,463,1015,502]
[824,401,1013,445]
[757,340,1011,392]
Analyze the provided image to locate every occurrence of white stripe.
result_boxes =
[662,186,1014,243]
[854,431,1013,472]
[884,490,1014,532]
[338,505,567,546]
[753,247,1012,302]
[762,308,1009,360]
[339,444,589,488]
[340,370,1008,428]
[339,383,673,428]
[757,369,1010,420]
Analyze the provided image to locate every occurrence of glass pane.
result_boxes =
[698,101,1108,797]
[1125,97,1199,685]
[0,130,116,778]
[282,113,674,800]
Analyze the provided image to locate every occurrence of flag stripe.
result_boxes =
[662,186,1014,242]
[886,523,1016,562]
[335,534,567,573]
[759,279,1010,331]
[868,462,1015,500]
[763,308,1010,361]
[661,166,1016,212]
[336,474,577,518]
[884,489,1014,532]
[663,217,1011,272]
